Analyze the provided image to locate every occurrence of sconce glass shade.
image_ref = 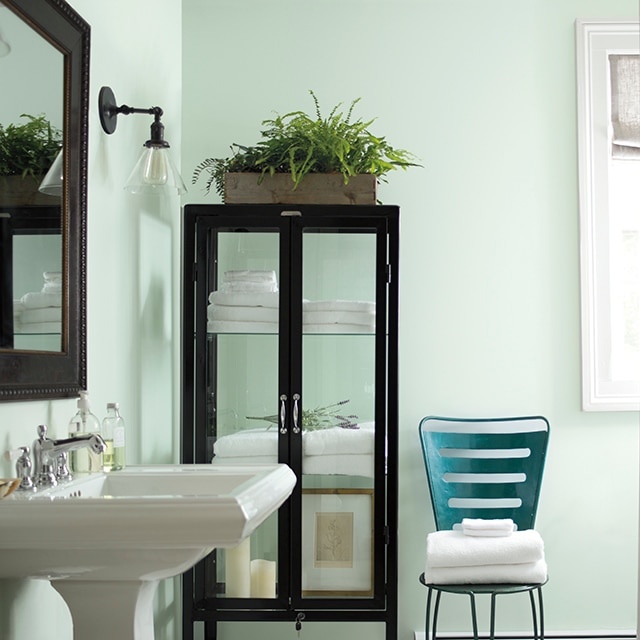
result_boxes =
[38,149,63,196]
[123,144,186,196]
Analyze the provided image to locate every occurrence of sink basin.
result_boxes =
[0,464,296,640]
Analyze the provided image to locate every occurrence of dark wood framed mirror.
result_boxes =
[0,0,89,400]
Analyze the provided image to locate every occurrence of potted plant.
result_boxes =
[0,113,62,205]
[192,91,419,204]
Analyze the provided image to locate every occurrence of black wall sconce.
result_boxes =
[98,86,186,196]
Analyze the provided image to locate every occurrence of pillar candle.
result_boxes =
[250,559,276,598]
[225,537,250,597]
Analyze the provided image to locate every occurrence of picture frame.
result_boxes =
[301,488,374,597]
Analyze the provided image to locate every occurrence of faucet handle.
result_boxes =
[37,424,49,440]
[7,446,36,491]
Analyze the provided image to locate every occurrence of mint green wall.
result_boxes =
[0,1,182,638]
[182,0,639,639]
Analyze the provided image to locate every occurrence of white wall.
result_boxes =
[0,1,182,638]
[181,1,639,639]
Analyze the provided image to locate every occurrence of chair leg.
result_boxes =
[528,590,539,640]
[489,593,497,640]
[425,587,433,640]
[468,592,479,640]
[538,586,545,640]
[432,590,442,640]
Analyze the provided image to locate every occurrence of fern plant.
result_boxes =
[0,114,62,178]
[193,91,419,198]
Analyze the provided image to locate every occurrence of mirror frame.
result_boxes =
[0,0,89,400]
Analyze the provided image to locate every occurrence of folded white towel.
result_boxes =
[43,271,62,283]
[303,310,375,326]
[20,292,62,309]
[18,307,62,324]
[303,323,375,334]
[424,558,548,585]
[223,270,277,283]
[208,291,280,309]
[220,281,278,293]
[41,282,62,294]
[207,320,278,334]
[303,300,375,313]
[462,518,515,537]
[303,422,374,456]
[425,530,544,568]
[213,422,375,458]
[208,304,279,324]
[15,321,62,334]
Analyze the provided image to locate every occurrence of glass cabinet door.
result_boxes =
[194,217,290,605]
[291,217,389,606]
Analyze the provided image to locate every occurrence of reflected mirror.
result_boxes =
[0,0,89,400]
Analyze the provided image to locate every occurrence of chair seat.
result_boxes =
[420,572,548,594]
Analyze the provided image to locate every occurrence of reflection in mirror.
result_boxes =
[0,6,63,352]
[0,0,89,400]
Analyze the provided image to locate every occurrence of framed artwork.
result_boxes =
[301,488,374,597]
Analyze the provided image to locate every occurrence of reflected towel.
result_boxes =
[208,304,279,323]
[208,291,279,308]
[224,270,277,283]
[303,323,374,334]
[18,307,62,324]
[425,530,544,568]
[15,321,62,334]
[220,281,278,293]
[20,292,62,309]
[424,559,548,585]
[43,271,62,283]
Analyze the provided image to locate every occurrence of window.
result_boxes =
[576,20,640,411]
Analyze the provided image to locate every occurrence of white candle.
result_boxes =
[225,537,251,597]
[250,559,276,598]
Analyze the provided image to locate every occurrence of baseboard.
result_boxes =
[413,632,636,640]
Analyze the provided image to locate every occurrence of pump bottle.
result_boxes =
[68,390,102,473]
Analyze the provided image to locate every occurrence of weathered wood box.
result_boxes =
[224,172,377,205]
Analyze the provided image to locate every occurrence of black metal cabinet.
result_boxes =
[181,204,399,640]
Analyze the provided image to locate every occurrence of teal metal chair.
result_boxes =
[418,415,550,640]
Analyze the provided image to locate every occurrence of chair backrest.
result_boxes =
[419,416,549,531]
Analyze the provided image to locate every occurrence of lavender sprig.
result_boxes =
[247,399,360,431]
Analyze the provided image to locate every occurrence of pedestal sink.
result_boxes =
[0,463,296,640]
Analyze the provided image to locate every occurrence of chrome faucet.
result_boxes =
[30,424,106,488]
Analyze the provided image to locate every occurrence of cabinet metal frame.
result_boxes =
[181,204,399,640]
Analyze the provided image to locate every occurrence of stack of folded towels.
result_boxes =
[207,270,279,333]
[302,300,375,333]
[424,518,547,584]
[13,271,62,334]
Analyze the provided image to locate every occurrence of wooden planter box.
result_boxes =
[224,172,377,205]
[0,175,59,207]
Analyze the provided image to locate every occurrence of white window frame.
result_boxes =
[576,19,640,411]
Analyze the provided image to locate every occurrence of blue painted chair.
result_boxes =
[418,415,550,640]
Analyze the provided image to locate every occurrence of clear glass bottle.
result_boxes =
[68,390,102,473]
[102,402,126,471]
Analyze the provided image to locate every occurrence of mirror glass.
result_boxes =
[0,0,89,400]
[0,6,63,352]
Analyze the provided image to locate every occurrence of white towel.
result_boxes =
[208,291,279,309]
[15,321,62,334]
[20,292,62,309]
[213,423,375,458]
[208,304,279,323]
[220,281,278,293]
[303,300,375,313]
[41,282,62,294]
[18,307,62,324]
[425,530,544,568]
[208,320,278,333]
[224,270,277,283]
[303,422,374,456]
[424,559,548,585]
[462,518,515,537]
[303,323,375,334]
[43,271,62,283]
[303,310,375,326]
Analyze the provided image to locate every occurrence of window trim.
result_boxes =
[576,19,640,412]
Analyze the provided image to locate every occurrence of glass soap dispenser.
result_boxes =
[68,390,102,473]
[102,402,126,471]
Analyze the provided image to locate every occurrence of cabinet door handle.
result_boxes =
[292,393,301,434]
[279,394,288,434]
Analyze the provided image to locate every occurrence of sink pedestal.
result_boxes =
[52,579,159,640]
